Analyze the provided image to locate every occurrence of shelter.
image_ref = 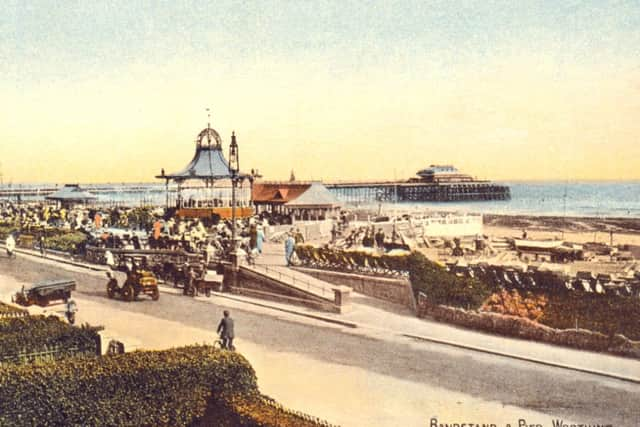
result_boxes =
[514,239,583,263]
[156,122,254,219]
[252,181,341,221]
[45,184,96,208]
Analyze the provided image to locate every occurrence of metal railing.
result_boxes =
[243,263,333,299]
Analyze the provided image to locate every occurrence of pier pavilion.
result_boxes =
[156,122,254,219]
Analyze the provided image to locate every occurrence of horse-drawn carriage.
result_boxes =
[87,245,221,299]
[160,261,220,297]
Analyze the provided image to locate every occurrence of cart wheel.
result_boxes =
[151,288,160,301]
[122,284,135,302]
[107,280,117,299]
[205,288,211,298]
[186,285,195,297]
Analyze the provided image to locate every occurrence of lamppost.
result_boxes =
[228,131,239,268]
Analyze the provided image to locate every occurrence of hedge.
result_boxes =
[540,292,640,340]
[407,251,498,310]
[0,345,258,426]
[0,315,100,365]
[45,231,88,253]
[0,345,335,427]
[0,224,18,239]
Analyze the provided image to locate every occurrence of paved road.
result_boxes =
[1,254,638,427]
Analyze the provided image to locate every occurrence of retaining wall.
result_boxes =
[417,293,640,359]
[293,267,415,309]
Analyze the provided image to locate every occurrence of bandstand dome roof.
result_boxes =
[157,124,249,182]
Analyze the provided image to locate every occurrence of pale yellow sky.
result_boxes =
[2,2,639,183]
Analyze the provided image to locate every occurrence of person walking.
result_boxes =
[249,223,258,251]
[375,228,385,250]
[284,232,295,266]
[39,233,46,257]
[256,225,265,254]
[65,298,78,324]
[5,233,16,259]
[216,310,235,350]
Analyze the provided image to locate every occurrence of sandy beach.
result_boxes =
[484,214,640,246]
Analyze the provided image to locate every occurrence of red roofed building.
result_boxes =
[252,181,341,221]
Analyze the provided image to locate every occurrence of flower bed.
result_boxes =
[0,315,100,365]
[482,289,548,321]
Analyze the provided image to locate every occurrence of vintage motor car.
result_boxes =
[12,278,76,307]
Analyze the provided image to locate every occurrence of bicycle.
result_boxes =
[213,336,236,351]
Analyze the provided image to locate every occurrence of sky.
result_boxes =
[1,0,639,183]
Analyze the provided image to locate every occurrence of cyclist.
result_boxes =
[216,310,235,350]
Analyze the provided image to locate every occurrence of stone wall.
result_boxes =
[223,266,340,313]
[417,293,640,359]
[293,267,415,309]
[266,220,333,241]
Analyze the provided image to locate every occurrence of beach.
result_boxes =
[484,213,640,246]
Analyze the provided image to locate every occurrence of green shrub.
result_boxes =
[0,224,18,239]
[45,231,88,253]
[0,315,99,364]
[407,251,497,310]
[541,292,640,340]
[0,345,258,427]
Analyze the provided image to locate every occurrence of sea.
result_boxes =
[378,181,640,218]
[1,181,640,218]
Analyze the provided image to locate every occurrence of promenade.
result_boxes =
[4,241,639,383]
[1,244,639,425]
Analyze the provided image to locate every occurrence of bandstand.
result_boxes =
[156,122,254,219]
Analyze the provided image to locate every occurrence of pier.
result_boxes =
[326,180,510,204]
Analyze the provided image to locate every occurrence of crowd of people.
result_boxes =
[340,225,392,250]
[0,200,278,265]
